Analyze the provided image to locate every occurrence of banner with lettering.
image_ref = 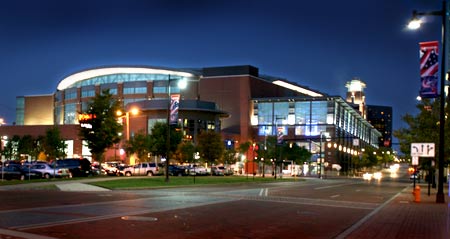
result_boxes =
[419,41,439,98]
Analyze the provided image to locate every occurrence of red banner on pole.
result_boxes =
[419,41,439,98]
[169,94,180,125]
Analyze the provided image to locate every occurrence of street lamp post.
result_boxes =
[408,1,448,203]
[319,132,323,179]
[165,75,187,183]
[116,107,139,141]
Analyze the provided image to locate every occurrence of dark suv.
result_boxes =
[55,158,92,177]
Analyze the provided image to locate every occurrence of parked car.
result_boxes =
[101,161,122,176]
[0,165,43,180]
[55,158,92,177]
[211,166,225,176]
[121,162,162,176]
[29,163,71,179]
[168,165,188,176]
[188,165,209,176]
[116,165,131,176]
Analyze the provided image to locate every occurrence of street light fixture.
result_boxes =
[165,75,187,183]
[116,107,140,141]
[408,1,447,203]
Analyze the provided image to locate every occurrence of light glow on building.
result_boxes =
[57,67,195,91]
[272,80,323,97]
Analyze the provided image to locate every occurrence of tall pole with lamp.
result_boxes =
[408,0,448,203]
[165,75,187,183]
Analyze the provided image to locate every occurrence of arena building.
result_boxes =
[0,65,381,174]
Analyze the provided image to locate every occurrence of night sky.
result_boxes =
[0,0,443,144]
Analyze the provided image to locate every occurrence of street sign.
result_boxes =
[412,156,419,166]
[411,143,435,157]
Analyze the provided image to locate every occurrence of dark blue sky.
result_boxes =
[0,0,443,143]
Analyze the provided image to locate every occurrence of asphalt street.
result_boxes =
[1,176,438,239]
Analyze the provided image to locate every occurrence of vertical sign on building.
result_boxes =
[277,127,284,144]
[419,41,439,98]
[169,94,180,125]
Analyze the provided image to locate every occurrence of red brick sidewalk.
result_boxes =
[342,183,449,239]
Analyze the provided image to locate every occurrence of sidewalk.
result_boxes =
[342,182,450,239]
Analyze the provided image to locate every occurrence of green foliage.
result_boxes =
[1,128,66,162]
[281,142,312,164]
[148,122,182,159]
[394,98,450,167]
[174,141,196,164]
[17,135,34,159]
[78,89,123,162]
[255,136,278,164]
[125,131,151,162]
[222,148,237,165]
[2,135,21,160]
[238,141,251,156]
[197,130,224,165]
[42,127,66,160]
[357,147,378,169]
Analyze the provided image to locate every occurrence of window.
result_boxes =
[64,103,77,124]
[123,82,147,95]
[65,88,77,100]
[274,102,289,125]
[81,89,95,98]
[258,103,273,125]
[295,101,310,124]
[153,86,166,94]
[311,101,327,124]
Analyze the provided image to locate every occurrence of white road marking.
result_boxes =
[315,183,359,190]
[259,188,268,197]
[0,228,57,239]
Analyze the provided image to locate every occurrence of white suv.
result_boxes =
[122,162,162,176]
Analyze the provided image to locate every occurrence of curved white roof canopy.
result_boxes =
[57,67,195,91]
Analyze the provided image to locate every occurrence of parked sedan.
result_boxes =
[211,166,225,176]
[29,163,71,179]
[0,165,43,180]
[188,165,209,176]
[168,165,188,176]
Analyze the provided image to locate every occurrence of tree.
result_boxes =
[148,121,182,159]
[281,142,311,164]
[358,147,378,170]
[174,141,196,164]
[255,136,278,177]
[377,147,394,168]
[125,131,151,163]
[222,148,237,165]
[17,135,35,160]
[237,141,251,168]
[197,131,224,166]
[2,135,20,161]
[41,127,67,161]
[79,89,123,163]
[238,141,251,159]
[394,98,450,168]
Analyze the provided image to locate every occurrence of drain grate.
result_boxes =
[121,216,158,222]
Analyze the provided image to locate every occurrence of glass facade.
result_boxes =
[15,97,24,125]
[64,103,77,124]
[55,68,199,125]
[253,97,380,148]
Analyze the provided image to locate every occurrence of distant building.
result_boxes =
[367,105,393,148]
[345,78,366,118]
[16,94,54,125]
[344,78,393,149]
